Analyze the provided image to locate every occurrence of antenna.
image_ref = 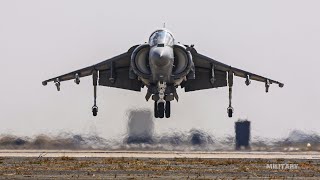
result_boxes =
[163,22,166,28]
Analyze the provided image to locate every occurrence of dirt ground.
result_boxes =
[0,156,319,179]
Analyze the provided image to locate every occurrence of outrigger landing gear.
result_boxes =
[92,105,98,116]
[227,71,234,118]
[92,70,98,117]
[227,106,233,118]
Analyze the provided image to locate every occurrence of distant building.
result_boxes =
[125,109,154,144]
[235,119,251,150]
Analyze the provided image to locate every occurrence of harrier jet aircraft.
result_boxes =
[42,28,284,118]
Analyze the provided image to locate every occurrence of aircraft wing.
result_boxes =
[42,45,143,91]
[183,47,284,92]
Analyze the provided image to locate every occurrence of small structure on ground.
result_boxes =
[125,109,154,144]
[235,119,251,150]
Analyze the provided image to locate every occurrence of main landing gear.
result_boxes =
[165,101,171,118]
[154,101,171,118]
[152,81,172,118]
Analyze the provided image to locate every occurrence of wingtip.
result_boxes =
[42,81,48,86]
[279,83,284,88]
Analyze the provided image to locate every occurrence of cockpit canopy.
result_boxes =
[149,29,174,47]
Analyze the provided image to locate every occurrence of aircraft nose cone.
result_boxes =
[150,47,171,67]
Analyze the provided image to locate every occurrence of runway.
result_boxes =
[0,150,319,179]
[0,150,320,159]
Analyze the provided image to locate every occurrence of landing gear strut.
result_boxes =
[92,70,98,116]
[156,81,166,118]
[227,71,234,118]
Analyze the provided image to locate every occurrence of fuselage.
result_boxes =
[130,28,193,88]
[148,29,175,83]
[129,28,194,110]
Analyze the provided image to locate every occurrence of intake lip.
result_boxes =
[171,44,193,79]
[130,44,152,79]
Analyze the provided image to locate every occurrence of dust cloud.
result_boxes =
[0,109,319,151]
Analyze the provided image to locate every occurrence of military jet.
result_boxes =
[42,28,284,118]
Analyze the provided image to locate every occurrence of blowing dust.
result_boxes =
[0,109,319,151]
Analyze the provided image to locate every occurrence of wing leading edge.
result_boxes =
[183,47,284,92]
[42,45,142,91]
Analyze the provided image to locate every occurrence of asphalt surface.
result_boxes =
[0,150,319,179]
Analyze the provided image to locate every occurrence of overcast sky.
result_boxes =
[0,0,319,139]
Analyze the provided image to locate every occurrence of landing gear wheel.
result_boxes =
[227,107,233,118]
[92,106,98,116]
[154,101,159,118]
[158,102,165,118]
[165,101,171,118]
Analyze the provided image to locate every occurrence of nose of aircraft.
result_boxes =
[149,47,172,67]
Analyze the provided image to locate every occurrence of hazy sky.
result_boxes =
[0,0,319,139]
